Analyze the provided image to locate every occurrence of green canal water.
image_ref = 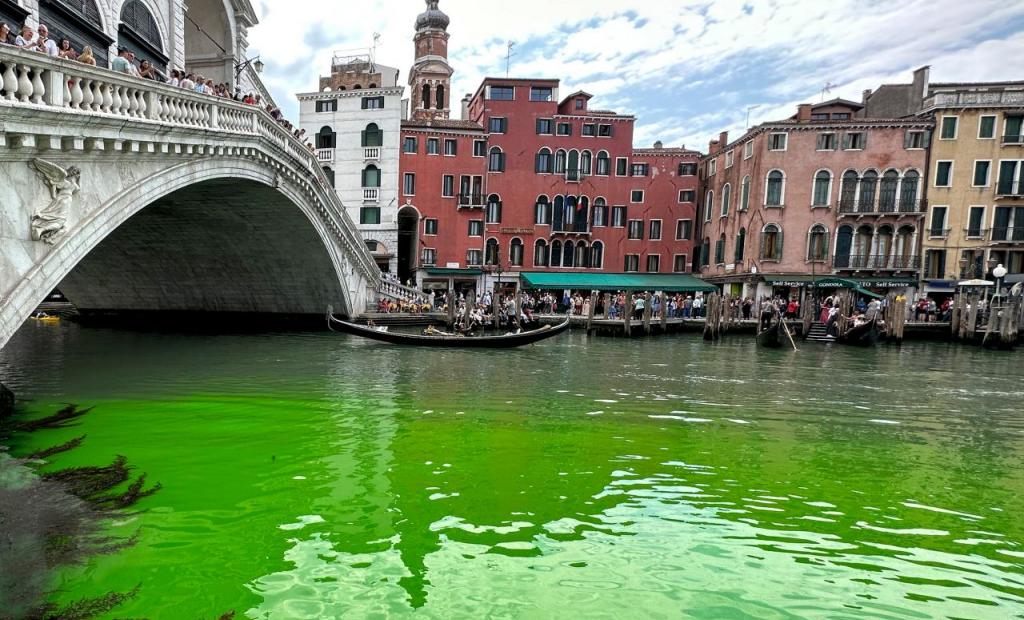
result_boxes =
[2,321,1024,619]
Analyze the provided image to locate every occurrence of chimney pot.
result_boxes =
[797,104,812,121]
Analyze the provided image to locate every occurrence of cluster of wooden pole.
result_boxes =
[703,293,723,340]
[885,295,908,344]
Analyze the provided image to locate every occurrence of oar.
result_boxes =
[781,317,799,351]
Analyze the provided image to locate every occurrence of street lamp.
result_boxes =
[234,56,264,82]
[993,263,1008,298]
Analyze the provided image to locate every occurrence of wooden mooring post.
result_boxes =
[586,290,597,333]
[642,292,653,335]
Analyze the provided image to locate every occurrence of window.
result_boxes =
[554,150,567,174]
[557,123,572,136]
[766,170,785,206]
[316,126,337,149]
[679,190,695,203]
[678,163,698,176]
[673,255,688,273]
[973,160,991,187]
[924,249,946,279]
[315,99,337,113]
[628,220,644,240]
[426,138,440,155]
[743,141,753,159]
[362,165,381,188]
[591,198,608,227]
[807,225,828,261]
[768,133,788,151]
[533,196,551,225]
[761,224,783,260]
[598,124,612,137]
[616,158,628,176]
[843,132,866,150]
[582,124,596,137]
[700,238,711,267]
[905,130,928,149]
[582,151,593,176]
[488,147,505,172]
[485,238,500,265]
[650,220,662,240]
[510,238,524,266]
[740,175,750,211]
[535,148,553,174]
[704,191,713,222]
[467,249,483,266]
[646,255,661,273]
[490,86,515,100]
[403,173,415,195]
[612,206,627,227]
[630,190,644,203]
[590,241,604,269]
[403,137,417,153]
[998,160,1024,195]
[881,170,899,212]
[707,159,717,176]
[631,163,649,177]
[361,96,384,109]
[967,206,986,238]
[1005,115,1024,144]
[534,240,549,267]
[468,220,483,236]
[624,254,640,272]
[421,248,437,266]
[442,175,454,197]
[816,133,837,150]
[444,139,457,156]
[362,123,383,147]
[929,206,948,237]
[812,170,831,206]
[676,219,692,240]
[992,206,1024,241]
[721,184,731,217]
[726,150,735,168]
[424,218,438,235]
[940,116,958,140]
[978,115,996,139]
[714,235,725,264]
[576,98,586,110]
[486,195,502,223]
[489,117,507,134]
[734,227,746,262]
[530,86,552,102]
[592,151,609,176]
[473,140,486,157]
[935,161,953,187]
[811,113,829,121]
[832,113,851,120]
[536,118,553,134]
[360,206,381,225]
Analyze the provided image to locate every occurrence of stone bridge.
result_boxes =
[0,46,406,350]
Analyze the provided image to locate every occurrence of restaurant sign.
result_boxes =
[499,227,535,235]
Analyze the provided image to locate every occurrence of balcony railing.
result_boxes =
[458,193,484,208]
[927,228,952,238]
[995,181,1024,197]
[1002,134,1023,145]
[990,227,1024,242]
[551,221,591,234]
[964,227,989,239]
[364,146,381,160]
[316,148,334,162]
[834,255,922,270]
[838,198,926,215]
[363,188,380,201]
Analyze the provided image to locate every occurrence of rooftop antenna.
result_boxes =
[821,81,835,102]
[371,32,380,71]
[745,104,760,129]
[505,41,516,78]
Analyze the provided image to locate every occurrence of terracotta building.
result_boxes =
[697,100,932,302]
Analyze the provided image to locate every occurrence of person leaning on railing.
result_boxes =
[0,22,12,45]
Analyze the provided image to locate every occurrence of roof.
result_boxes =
[520,272,716,292]
[401,119,485,131]
[633,148,699,156]
[559,90,594,107]
[812,98,864,110]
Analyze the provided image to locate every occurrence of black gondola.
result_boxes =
[327,310,571,348]
[837,318,879,346]
[756,319,784,348]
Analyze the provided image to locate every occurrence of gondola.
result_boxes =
[756,319,784,348]
[327,309,571,348]
[837,317,879,346]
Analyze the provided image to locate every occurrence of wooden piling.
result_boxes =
[586,290,597,333]
[642,292,653,335]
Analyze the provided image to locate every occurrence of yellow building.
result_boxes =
[920,84,1024,294]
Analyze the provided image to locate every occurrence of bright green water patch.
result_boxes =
[2,322,1024,618]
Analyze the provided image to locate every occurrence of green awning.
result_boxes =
[855,277,918,288]
[855,287,885,299]
[425,268,483,276]
[519,272,717,292]
[764,276,916,289]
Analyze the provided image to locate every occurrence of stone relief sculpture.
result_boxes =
[30,158,81,244]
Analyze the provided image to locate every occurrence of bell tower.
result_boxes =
[409,0,453,121]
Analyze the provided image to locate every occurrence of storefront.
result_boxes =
[422,268,482,299]
[762,275,919,307]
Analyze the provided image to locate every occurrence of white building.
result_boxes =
[297,54,403,274]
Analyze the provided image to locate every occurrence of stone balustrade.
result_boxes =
[378,279,429,303]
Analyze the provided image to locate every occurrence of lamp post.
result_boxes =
[234,56,264,83]
[993,263,1008,299]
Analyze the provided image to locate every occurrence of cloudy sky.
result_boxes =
[248,0,1024,151]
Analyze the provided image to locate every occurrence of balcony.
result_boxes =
[990,227,1024,243]
[1002,134,1024,145]
[964,227,990,240]
[834,255,921,270]
[550,221,591,235]
[364,146,381,160]
[995,181,1024,198]
[458,193,484,209]
[838,198,926,215]
[316,148,334,162]
[362,187,379,202]
[565,168,584,183]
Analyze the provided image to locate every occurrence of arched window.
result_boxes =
[510,238,524,266]
[564,195,577,228]
[715,233,726,264]
[807,224,828,261]
[485,238,500,265]
[486,194,502,223]
[575,243,588,268]
[535,148,552,174]
[895,225,916,268]
[761,224,783,260]
[534,195,551,225]
[735,227,746,262]
[875,225,895,268]
[576,197,589,232]
[322,166,335,188]
[488,147,505,172]
[581,150,593,176]
[422,84,431,109]
[900,170,920,210]
[854,225,874,267]
[361,122,383,147]
[551,240,562,267]
[590,241,604,269]
[766,170,785,206]
[596,151,610,176]
[563,241,575,268]
[436,84,445,110]
[554,150,567,174]
[553,196,565,232]
[567,150,580,181]
[120,0,163,52]
[316,125,336,149]
[701,237,711,266]
[835,225,854,268]
[592,198,608,227]
[354,84,362,90]
[840,170,858,212]
[361,165,380,188]
[740,175,750,211]
[859,170,878,212]
[721,183,731,217]
[534,239,549,267]
[704,190,714,222]
[879,169,899,211]
[813,170,831,206]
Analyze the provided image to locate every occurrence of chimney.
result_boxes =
[797,104,812,121]
[708,139,719,154]
[862,89,872,104]
[461,94,471,120]
[718,131,728,147]
[653,140,663,149]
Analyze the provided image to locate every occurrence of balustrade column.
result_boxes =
[43,69,64,106]
[210,103,220,129]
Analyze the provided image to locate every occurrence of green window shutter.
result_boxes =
[775,229,784,259]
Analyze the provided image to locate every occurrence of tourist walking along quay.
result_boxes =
[2,1,1024,618]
